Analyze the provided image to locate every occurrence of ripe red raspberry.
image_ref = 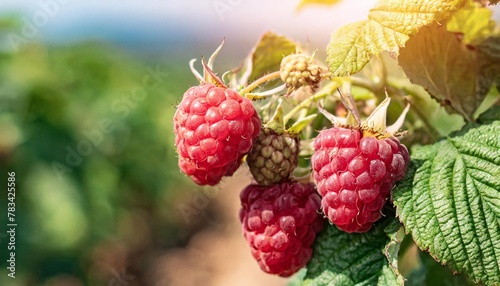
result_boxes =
[178,157,241,186]
[311,127,409,233]
[239,181,324,277]
[174,83,261,185]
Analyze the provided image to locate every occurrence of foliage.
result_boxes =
[326,0,462,77]
[290,0,500,285]
[393,108,500,285]
[302,216,402,286]
[0,42,197,285]
[231,0,500,285]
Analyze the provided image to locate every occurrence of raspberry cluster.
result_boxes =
[239,181,324,277]
[311,127,409,232]
[174,45,410,278]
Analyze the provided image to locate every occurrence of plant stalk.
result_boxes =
[239,71,281,96]
[283,81,341,124]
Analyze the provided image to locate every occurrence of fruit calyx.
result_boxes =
[189,41,227,88]
[266,99,317,136]
[321,88,410,140]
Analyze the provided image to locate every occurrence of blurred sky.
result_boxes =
[1,0,499,65]
[0,0,377,62]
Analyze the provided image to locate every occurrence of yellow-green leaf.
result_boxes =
[368,0,463,35]
[399,24,479,121]
[447,0,496,45]
[296,0,342,11]
[248,31,297,82]
[327,20,372,77]
[327,0,464,77]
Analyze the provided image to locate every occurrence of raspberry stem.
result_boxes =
[283,81,341,124]
[245,84,286,100]
[239,71,281,96]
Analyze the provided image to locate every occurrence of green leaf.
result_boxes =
[327,20,373,77]
[248,31,297,82]
[392,111,500,285]
[446,0,496,45]
[288,269,308,286]
[326,0,463,77]
[400,21,500,122]
[477,36,500,101]
[399,24,479,122]
[406,250,476,286]
[288,114,317,135]
[478,104,500,124]
[383,226,406,285]
[265,99,285,133]
[296,0,342,11]
[302,217,402,286]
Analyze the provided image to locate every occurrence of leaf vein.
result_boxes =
[455,156,483,280]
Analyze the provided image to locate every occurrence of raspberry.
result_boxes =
[178,156,241,186]
[311,127,409,233]
[280,53,322,92]
[239,181,324,277]
[174,83,261,185]
[247,128,299,185]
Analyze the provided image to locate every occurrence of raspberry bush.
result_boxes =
[174,0,500,285]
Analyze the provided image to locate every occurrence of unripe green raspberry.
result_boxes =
[280,54,322,92]
[247,128,299,185]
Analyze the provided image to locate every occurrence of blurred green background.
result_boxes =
[0,2,222,283]
[0,39,203,285]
